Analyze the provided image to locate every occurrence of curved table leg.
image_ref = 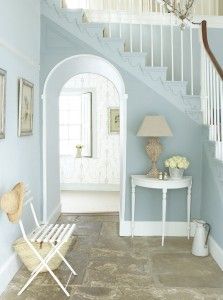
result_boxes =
[162,188,167,246]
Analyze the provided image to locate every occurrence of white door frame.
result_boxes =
[42,54,128,226]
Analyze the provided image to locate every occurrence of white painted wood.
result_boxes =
[60,183,120,191]
[61,191,119,213]
[131,175,192,245]
[170,13,174,81]
[181,29,184,82]
[42,54,127,224]
[150,24,154,66]
[120,220,196,237]
[190,26,194,95]
[209,235,223,271]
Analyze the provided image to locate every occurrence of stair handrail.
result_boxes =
[201,20,223,81]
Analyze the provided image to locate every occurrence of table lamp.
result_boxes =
[137,116,173,178]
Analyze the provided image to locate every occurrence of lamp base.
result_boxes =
[146,137,163,178]
[147,163,159,178]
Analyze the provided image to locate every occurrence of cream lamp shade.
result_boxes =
[137,115,173,178]
[137,116,173,137]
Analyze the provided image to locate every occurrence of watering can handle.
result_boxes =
[204,223,211,246]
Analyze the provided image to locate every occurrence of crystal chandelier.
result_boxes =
[163,0,196,23]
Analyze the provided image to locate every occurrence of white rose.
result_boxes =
[178,162,184,169]
[165,160,170,167]
[169,161,177,169]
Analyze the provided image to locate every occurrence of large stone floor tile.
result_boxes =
[158,274,223,288]
[152,253,222,276]
[73,221,102,236]
[76,214,119,223]
[100,222,119,236]
[83,268,154,289]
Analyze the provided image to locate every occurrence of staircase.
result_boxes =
[42,0,223,172]
[41,0,202,124]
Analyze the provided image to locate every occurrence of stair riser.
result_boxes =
[164,83,187,96]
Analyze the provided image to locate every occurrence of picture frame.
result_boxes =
[108,107,120,134]
[0,68,6,139]
[18,78,34,136]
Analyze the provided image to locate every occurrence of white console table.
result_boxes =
[131,175,192,246]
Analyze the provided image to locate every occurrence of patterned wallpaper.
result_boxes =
[60,73,120,185]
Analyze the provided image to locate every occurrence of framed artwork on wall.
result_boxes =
[0,68,6,139]
[108,107,120,134]
[18,78,34,136]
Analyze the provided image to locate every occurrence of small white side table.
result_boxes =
[131,175,192,246]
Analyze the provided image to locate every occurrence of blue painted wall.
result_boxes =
[40,17,203,223]
[200,142,223,249]
[0,0,41,294]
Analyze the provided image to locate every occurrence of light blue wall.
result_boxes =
[200,141,223,249]
[41,17,203,222]
[0,0,41,294]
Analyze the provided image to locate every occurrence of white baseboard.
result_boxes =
[61,191,119,213]
[209,235,223,270]
[120,220,196,237]
[47,202,61,223]
[0,253,21,295]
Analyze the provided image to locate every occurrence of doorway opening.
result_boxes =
[59,73,120,213]
[42,55,127,225]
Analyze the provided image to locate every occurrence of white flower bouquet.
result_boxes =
[165,156,189,179]
[165,156,189,169]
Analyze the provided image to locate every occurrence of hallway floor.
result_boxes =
[2,214,223,300]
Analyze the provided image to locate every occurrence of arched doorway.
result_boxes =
[42,54,127,229]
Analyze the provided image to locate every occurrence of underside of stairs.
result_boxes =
[41,0,202,124]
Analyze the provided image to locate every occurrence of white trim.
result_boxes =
[209,235,223,271]
[60,183,120,191]
[42,54,127,224]
[119,220,196,237]
[85,10,223,28]
[61,190,119,213]
[0,253,21,296]
[0,38,40,69]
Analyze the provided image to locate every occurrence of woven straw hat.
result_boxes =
[0,182,25,223]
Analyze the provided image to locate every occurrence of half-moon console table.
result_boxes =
[131,175,192,246]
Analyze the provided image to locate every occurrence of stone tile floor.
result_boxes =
[2,214,223,300]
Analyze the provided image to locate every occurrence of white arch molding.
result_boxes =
[42,54,128,226]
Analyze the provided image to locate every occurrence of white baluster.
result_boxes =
[216,0,219,15]
[118,0,122,38]
[213,69,217,142]
[149,0,153,12]
[208,0,211,15]
[220,81,223,160]
[206,59,210,126]
[216,74,220,158]
[181,28,184,81]
[139,0,143,52]
[201,0,204,15]
[170,13,174,81]
[155,1,158,12]
[151,24,154,66]
[160,4,165,67]
[210,63,214,140]
[129,0,133,52]
[108,0,111,37]
[190,26,194,95]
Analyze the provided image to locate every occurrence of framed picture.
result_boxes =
[18,78,34,136]
[0,68,6,139]
[108,107,120,134]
